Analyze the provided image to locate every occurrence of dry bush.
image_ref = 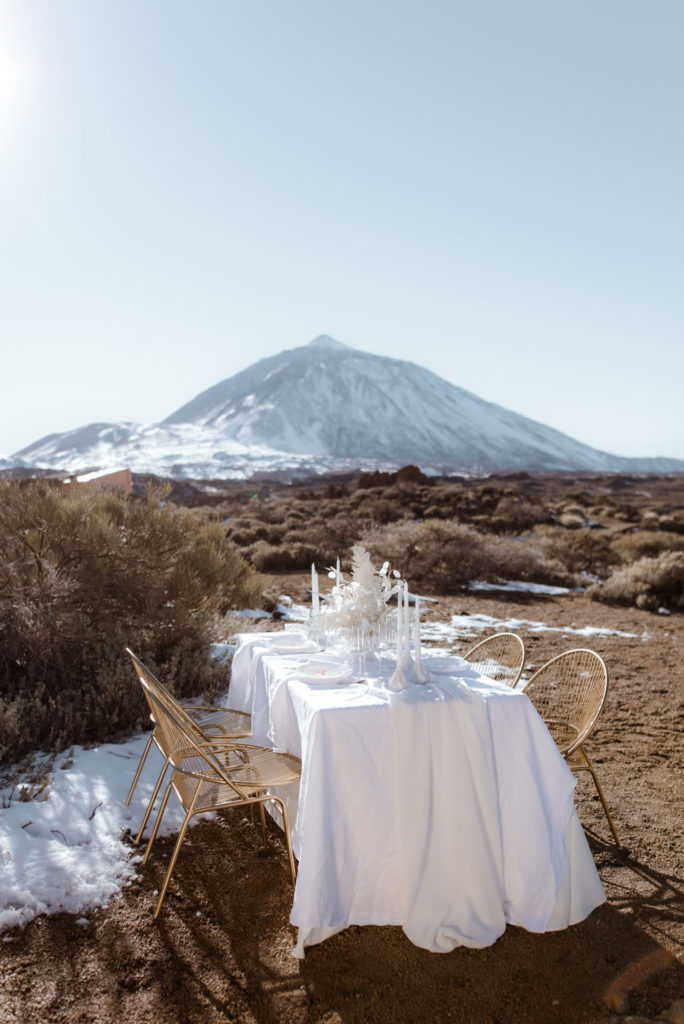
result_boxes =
[558,512,587,529]
[610,530,684,564]
[284,509,308,526]
[361,520,575,594]
[361,521,488,592]
[423,504,450,520]
[226,516,288,546]
[225,516,272,545]
[482,534,575,587]
[243,506,363,570]
[0,480,260,764]
[489,496,550,534]
[533,526,617,577]
[588,551,684,612]
[354,496,404,524]
[245,540,319,573]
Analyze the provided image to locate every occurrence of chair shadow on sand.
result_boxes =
[3,810,682,1024]
[115,815,684,1024]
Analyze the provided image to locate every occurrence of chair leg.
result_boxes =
[573,748,621,848]
[134,759,170,845]
[125,733,154,806]
[257,798,267,844]
[154,786,200,919]
[586,764,622,848]
[142,781,173,865]
[154,812,192,919]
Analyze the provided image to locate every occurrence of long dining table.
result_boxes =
[229,630,606,957]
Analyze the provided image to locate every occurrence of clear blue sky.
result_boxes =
[1,0,682,460]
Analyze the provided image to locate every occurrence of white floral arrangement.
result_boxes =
[310,545,402,638]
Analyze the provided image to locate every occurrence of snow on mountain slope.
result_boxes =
[9,336,684,478]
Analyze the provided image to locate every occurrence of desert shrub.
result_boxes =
[226,516,288,546]
[284,509,308,526]
[323,482,349,499]
[557,512,587,529]
[588,551,684,612]
[610,530,684,564]
[246,505,364,569]
[533,526,617,577]
[423,505,448,519]
[355,497,404,524]
[0,480,260,764]
[481,534,576,587]
[489,496,550,534]
[361,521,489,592]
[612,505,640,523]
[361,520,577,594]
[245,496,290,524]
[246,540,318,572]
[658,514,684,535]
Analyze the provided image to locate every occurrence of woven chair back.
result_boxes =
[127,650,243,799]
[522,648,609,756]
[463,632,526,687]
[127,648,180,758]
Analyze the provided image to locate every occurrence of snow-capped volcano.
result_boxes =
[9,336,684,479]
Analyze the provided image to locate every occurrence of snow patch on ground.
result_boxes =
[469,580,582,596]
[274,596,310,622]
[421,611,642,646]
[0,738,190,932]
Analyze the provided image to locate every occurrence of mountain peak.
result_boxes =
[10,336,684,478]
[308,335,352,351]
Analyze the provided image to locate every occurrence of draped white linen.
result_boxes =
[229,633,605,957]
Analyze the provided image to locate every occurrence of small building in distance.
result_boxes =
[60,467,133,496]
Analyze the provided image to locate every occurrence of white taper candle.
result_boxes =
[396,584,403,665]
[414,595,421,659]
[311,563,319,616]
[404,581,411,657]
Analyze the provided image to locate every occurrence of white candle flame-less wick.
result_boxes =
[311,562,319,616]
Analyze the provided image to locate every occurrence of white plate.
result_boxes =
[294,659,351,684]
[268,636,319,654]
[420,655,463,674]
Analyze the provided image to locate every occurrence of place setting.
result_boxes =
[299,546,494,708]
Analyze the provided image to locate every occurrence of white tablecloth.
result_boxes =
[230,632,606,956]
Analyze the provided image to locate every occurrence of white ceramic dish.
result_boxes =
[294,659,350,684]
[268,636,319,654]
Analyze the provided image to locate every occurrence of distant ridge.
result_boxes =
[9,337,684,479]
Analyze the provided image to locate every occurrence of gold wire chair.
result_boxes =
[521,648,621,846]
[130,654,301,918]
[125,648,252,844]
[462,632,526,687]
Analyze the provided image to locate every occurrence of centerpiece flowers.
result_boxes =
[310,545,431,690]
[309,545,401,645]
